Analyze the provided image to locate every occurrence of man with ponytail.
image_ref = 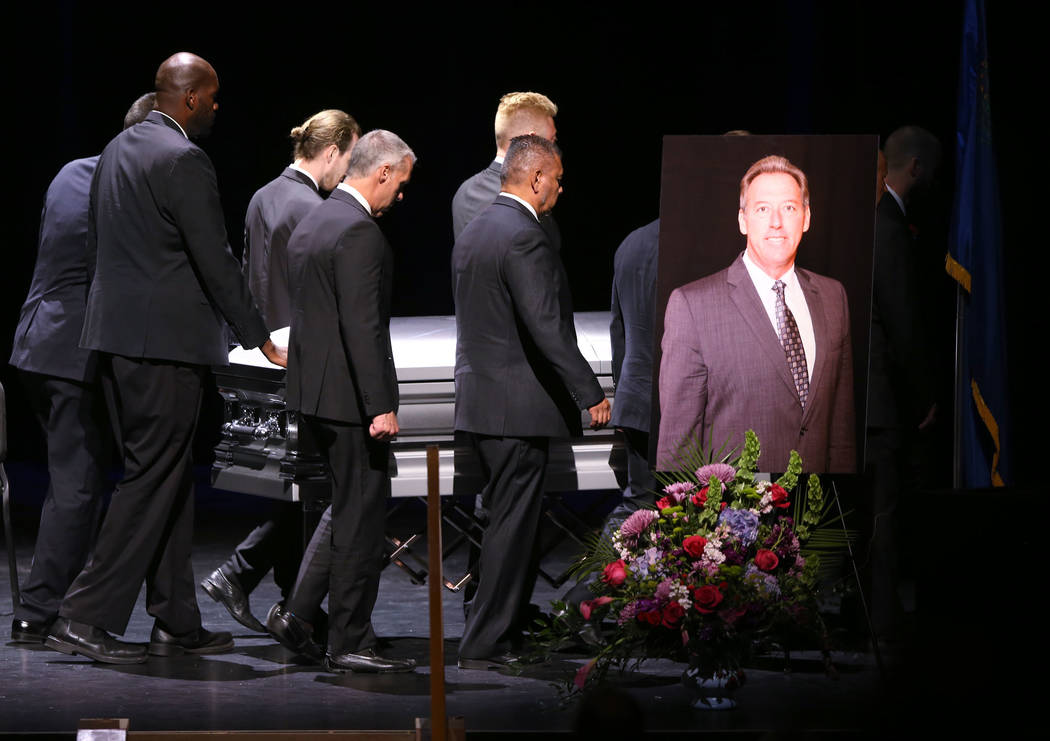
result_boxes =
[200,110,360,635]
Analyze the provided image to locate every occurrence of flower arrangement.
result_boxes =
[564,429,848,691]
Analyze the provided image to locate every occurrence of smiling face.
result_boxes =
[738,172,811,279]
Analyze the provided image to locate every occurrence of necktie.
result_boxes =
[773,279,809,408]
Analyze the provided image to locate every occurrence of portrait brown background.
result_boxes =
[651,135,878,467]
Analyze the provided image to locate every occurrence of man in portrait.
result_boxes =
[657,154,855,474]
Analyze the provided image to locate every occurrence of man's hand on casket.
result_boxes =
[261,339,288,368]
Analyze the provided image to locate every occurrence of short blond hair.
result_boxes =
[494,92,557,149]
[739,155,810,210]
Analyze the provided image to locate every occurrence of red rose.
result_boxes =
[691,487,709,507]
[692,584,724,613]
[601,559,628,586]
[754,549,779,571]
[579,596,614,621]
[769,483,790,509]
[638,610,662,626]
[656,496,673,510]
[683,535,707,559]
[661,601,685,627]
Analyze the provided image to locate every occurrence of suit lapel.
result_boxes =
[282,166,319,192]
[797,268,827,425]
[330,187,375,221]
[726,255,800,405]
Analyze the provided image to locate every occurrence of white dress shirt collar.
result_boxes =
[337,183,372,215]
[498,191,538,221]
[290,162,319,191]
[885,183,906,216]
[155,111,187,139]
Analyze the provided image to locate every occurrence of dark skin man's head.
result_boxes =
[154,52,219,139]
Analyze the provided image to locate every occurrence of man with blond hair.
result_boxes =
[657,155,855,474]
[452,91,558,238]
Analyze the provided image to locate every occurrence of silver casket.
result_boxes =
[211,312,623,506]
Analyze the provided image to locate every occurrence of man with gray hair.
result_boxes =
[201,109,360,635]
[9,92,154,644]
[281,129,416,673]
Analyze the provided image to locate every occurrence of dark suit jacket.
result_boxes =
[243,166,322,330]
[867,194,933,429]
[10,156,100,381]
[609,218,659,432]
[657,253,855,473]
[81,112,268,364]
[451,159,562,250]
[452,196,604,438]
[285,188,398,424]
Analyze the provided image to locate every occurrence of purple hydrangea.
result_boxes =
[630,546,664,578]
[744,564,781,598]
[696,462,736,485]
[718,508,759,547]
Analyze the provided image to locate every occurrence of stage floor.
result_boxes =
[0,463,941,737]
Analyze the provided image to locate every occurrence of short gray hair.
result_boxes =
[345,129,416,179]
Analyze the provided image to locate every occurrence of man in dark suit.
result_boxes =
[45,52,285,665]
[453,135,611,669]
[451,91,558,239]
[866,126,942,637]
[608,219,660,511]
[282,129,416,674]
[8,93,155,644]
[451,92,560,618]
[658,155,855,474]
[201,109,360,634]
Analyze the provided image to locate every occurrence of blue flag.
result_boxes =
[947,0,1010,487]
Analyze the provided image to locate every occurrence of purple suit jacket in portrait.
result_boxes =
[657,253,856,473]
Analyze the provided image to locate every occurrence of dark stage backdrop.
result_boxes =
[652,135,876,468]
[1,3,1037,481]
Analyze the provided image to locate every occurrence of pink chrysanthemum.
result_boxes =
[620,509,658,539]
[662,480,697,504]
[696,462,736,485]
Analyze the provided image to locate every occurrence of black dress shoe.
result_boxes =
[457,651,522,670]
[265,603,324,663]
[44,617,147,664]
[200,568,266,633]
[324,647,416,674]
[11,617,54,644]
[148,623,234,656]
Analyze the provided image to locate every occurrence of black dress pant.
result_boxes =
[15,371,110,623]
[220,502,303,597]
[286,504,333,622]
[60,355,204,635]
[459,434,548,660]
[303,416,389,655]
